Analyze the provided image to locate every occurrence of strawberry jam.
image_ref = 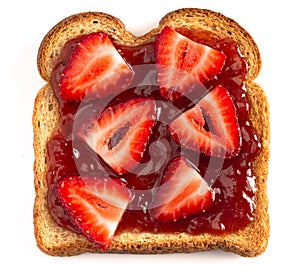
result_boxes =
[48,29,261,235]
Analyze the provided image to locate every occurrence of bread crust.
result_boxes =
[33,8,269,257]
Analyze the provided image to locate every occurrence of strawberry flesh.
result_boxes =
[59,32,134,101]
[151,156,215,222]
[57,176,132,250]
[169,85,241,158]
[77,97,156,175]
[156,26,226,100]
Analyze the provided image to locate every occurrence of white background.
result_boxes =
[2,0,299,272]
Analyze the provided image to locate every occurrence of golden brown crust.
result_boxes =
[33,8,269,257]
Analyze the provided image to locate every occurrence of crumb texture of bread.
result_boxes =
[33,8,269,257]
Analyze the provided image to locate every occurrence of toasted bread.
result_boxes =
[33,8,270,257]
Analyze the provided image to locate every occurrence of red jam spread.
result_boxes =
[48,28,261,235]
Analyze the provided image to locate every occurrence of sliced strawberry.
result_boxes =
[151,156,215,222]
[59,32,134,101]
[198,85,242,154]
[169,85,241,158]
[57,176,132,250]
[156,26,226,100]
[77,97,156,175]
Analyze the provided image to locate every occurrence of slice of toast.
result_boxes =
[33,8,270,257]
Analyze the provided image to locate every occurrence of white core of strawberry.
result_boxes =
[200,91,227,142]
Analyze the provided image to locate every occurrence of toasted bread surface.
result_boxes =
[33,8,269,257]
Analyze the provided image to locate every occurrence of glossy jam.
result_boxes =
[48,29,261,235]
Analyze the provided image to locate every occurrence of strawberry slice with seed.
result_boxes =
[59,32,134,101]
[197,85,241,155]
[77,97,156,175]
[156,26,226,100]
[151,156,215,222]
[57,176,132,251]
[169,85,241,158]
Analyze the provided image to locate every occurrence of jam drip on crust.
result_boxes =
[48,28,261,235]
